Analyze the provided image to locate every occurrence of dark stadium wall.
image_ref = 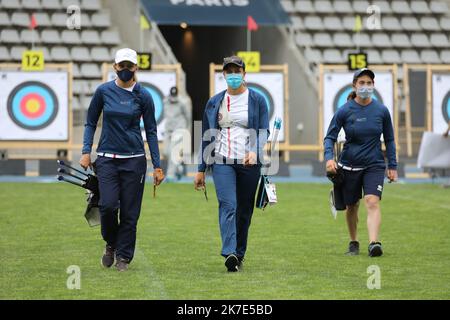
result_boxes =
[159,26,247,122]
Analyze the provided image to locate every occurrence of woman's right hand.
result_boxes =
[79,153,92,171]
[194,172,205,190]
[326,160,337,174]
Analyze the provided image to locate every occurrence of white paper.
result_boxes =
[265,182,277,205]
[329,189,338,220]
[417,131,450,169]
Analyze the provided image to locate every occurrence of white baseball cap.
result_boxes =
[115,48,137,65]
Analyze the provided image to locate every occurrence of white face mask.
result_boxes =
[356,86,374,99]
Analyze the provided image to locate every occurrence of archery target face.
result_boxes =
[0,72,68,140]
[108,71,177,141]
[432,74,450,134]
[214,72,285,141]
[140,82,164,126]
[323,72,394,139]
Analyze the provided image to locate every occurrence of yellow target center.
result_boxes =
[26,99,40,113]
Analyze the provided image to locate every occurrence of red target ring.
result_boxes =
[20,93,46,119]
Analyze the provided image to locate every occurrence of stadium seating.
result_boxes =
[280,0,450,67]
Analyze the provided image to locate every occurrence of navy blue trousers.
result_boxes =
[212,163,261,259]
[95,156,147,262]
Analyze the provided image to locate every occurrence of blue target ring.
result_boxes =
[247,83,274,120]
[7,81,58,130]
[141,82,164,126]
[333,84,384,112]
[442,91,450,123]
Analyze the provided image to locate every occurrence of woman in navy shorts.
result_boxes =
[324,68,398,257]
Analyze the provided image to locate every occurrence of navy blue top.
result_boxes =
[82,80,161,169]
[324,99,397,169]
[198,89,270,172]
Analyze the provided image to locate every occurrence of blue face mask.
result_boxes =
[117,69,135,82]
[356,86,374,100]
[226,74,243,90]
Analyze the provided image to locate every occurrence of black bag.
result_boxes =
[84,191,100,227]
[327,168,346,212]
[57,160,101,227]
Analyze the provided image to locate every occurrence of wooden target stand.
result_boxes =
[318,64,400,162]
[0,63,73,175]
[209,63,305,162]
[403,64,450,157]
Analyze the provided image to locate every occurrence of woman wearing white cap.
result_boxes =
[79,48,165,271]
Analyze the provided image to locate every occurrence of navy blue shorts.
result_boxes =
[341,166,386,206]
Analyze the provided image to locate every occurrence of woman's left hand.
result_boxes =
[387,169,398,183]
[244,152,257,167]
[153,168,165,186]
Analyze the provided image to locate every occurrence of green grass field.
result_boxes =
[0,182,449,300]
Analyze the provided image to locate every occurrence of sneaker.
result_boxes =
[225,254,239,272]
[101,245,115,268]
[345,241,360,256]
[115,257,129,272]
[237,256,244,271]
[368,242,383,257]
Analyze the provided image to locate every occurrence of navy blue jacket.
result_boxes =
[324,99,397,169]
[198,89,270,172]
[82,80,161,169]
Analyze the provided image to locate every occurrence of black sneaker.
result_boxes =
[115,257,129,272]
[225,254,239,272]
[368,242,383,257]
[101,245,115,268]
[345,241,360,256]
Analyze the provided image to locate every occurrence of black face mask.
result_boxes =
[117,69,135,82]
